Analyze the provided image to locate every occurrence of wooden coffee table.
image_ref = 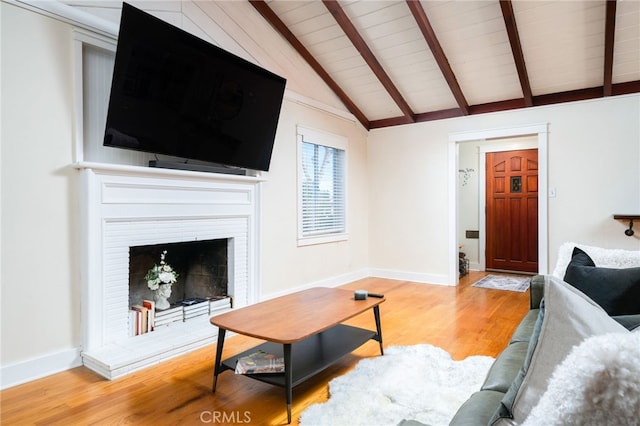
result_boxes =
[210,287,385,423]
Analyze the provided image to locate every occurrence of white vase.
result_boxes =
[153,283,172,310]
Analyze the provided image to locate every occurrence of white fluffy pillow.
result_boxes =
[522,331,640,426]
[552,242,640,279]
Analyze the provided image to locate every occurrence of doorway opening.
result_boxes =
[448,124,548,285]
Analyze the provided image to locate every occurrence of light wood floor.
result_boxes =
[1,272,530,425]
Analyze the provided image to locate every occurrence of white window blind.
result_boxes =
[298,127,347,245]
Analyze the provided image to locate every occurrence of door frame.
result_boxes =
[448,123,549,285]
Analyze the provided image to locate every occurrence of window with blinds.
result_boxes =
[297,126,347,246]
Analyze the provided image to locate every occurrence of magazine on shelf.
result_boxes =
[184,310,209,320]
[182,299,209,315]
[209,305,232,317]
[154,315,182,327]
[155,304,183,317]
[235,350,285,375]
[181,297,208,307]
[209,295,232,309]
[184,303,209,312]
[153,304,183,327]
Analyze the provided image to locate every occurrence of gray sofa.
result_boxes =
[447,274,544,425]
[449,273,640,426]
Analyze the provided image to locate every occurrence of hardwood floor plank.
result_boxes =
[1,273,529,425]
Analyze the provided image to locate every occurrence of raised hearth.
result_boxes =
[75,162,262,379]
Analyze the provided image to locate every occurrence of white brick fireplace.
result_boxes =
[75,162,261,379]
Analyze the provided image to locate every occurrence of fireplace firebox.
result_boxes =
[129,239,229,308]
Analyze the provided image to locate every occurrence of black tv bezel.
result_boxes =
[103,3,286,172]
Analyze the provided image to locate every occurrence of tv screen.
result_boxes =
[103,3,286,172]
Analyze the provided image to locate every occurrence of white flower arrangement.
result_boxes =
[145,250,178,291]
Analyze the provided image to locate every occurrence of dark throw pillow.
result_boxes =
[563,247,640,316]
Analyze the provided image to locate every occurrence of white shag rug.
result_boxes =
[299,344,494,426]
[472,274,530,292]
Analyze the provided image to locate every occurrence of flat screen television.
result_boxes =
[103,3,286,172]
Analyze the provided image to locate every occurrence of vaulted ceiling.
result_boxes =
[249,0,640,130]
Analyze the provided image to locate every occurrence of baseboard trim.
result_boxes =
[262,268,370,301]
[1,347,82,390]
[368,268,453,286]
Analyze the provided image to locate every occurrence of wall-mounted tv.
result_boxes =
[103,3,286,172]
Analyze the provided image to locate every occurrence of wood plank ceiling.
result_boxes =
[250,0,640,130]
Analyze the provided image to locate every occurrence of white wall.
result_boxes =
[367,120,451,284]
[368,94,640,281]
[261,100,369,297]
[458,142,481,267]
[1,1,80,371]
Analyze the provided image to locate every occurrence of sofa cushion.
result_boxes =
[564,247,640,316]
[491,276,627,425]
[522,331,640,426]
[509,309,539,343]
[448,390,505,426]
[482,308,544,392]
[481,341,529,393]
[491,300,545,422]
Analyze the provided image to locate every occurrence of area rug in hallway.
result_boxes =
[471,274,530,292]
[299,344,494,426]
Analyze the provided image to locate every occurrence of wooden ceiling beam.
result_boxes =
[534,86,604,106]
[370,108,463,129]
[603,0,617,96]
[534,81,640,105]
[406,0,469,115]
[369,116,416,129]
[470,98,527,115]
[370,79,640,129]
[612,80,640,95]
[249,0,371,129]
[321,0,416,123]
[500,0,533,107]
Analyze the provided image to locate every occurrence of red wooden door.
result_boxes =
[486,149,538,273]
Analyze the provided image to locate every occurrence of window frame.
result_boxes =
[296,126,348,247]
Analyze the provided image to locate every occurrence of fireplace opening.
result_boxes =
[128,239,229,309]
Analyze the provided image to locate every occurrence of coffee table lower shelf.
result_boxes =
[220,324,377,388]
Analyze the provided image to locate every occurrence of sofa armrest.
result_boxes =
[530,275,545,309]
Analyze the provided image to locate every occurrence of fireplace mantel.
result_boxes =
[74,162,262,378]
[73,161,266,183]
